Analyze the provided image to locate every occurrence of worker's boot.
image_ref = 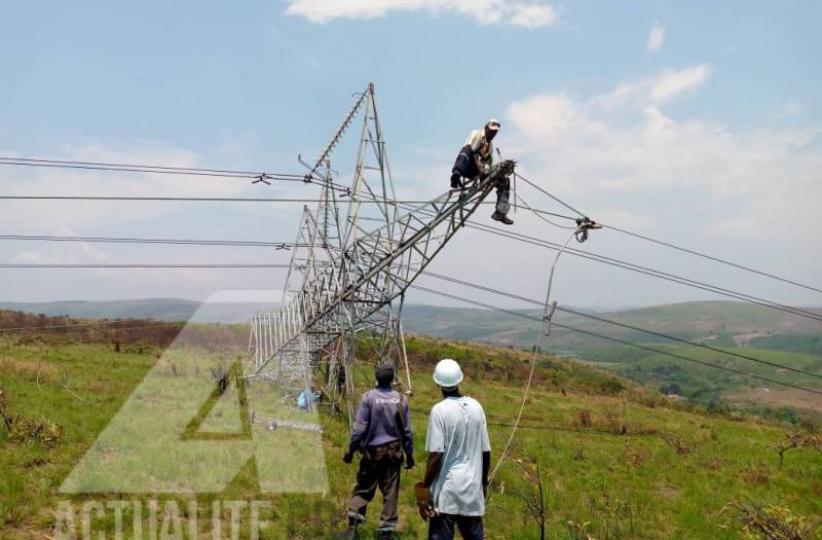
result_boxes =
[333,526,356,540]
[491,211,514,225]
[333,519,358,540]
[376,531,399,540]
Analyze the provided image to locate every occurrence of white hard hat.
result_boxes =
[486,119,501,131]
[433,358,464,388]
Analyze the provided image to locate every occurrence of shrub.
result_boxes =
[722,503,817,540]
[771,430,822,469]
[6,415,63,447]
[575,409,593,428]
[661,432,695,455]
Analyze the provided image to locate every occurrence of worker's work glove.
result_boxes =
[415,482,435,521]
[481,164,491,176]
[404,454,415,470]
[342,451,353,464]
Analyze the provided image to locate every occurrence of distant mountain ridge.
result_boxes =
[2,298,820,346]
[0,298,260,323]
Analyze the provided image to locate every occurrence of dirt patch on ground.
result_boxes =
[732,332,771,347]
[726,387,822,412]
[656,482,681,499]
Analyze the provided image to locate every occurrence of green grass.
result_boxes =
[1,334,820,539]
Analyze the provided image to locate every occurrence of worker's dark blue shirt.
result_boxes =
[347,387,413,457]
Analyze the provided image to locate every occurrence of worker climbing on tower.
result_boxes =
[337,363,414,540]
[450,119,513,225]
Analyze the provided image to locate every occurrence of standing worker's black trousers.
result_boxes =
[346,440,403,533]
[429,514,485,540]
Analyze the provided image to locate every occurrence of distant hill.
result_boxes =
[3,298,820,349]
[0,298,271,323]
[402,300,822,352]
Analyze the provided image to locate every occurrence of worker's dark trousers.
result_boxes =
[346,441,403,532]
[494,176,510,216]
[451,146,479,185]
[429,514,485,540]
[451,147,510,217]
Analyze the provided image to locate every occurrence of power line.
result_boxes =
[328,190,822,316]
[551,323,822,396]
[604,224,822,296]
[514,193,577,230]
[0,234,304,249]
[5,201,819,324]
[460,218,822,323]
[0,156,310,182]
[0,263,292,269]
[408,283,822,397]
[514,172,588,219]
[0,195,523,206]
[3,160,819,320]
[512,176,822,296]
[393,198,822,323]
[6,154,818,298]
[557,305,822,380]
[420,271,822,381]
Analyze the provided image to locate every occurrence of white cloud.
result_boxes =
[500,64,822,290]
[284,0,557,28]
[647,20,665,53]
[594,64,712,112]
[649,64,711,104]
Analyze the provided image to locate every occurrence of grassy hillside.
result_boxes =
[402,301,822,348]
[0,317,820,539]
[400,302,822,417]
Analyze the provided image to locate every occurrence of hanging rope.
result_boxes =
[487,218,592,488]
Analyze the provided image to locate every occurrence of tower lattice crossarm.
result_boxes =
[251,161,515,378]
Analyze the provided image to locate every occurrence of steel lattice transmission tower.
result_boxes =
[248,82,515,420]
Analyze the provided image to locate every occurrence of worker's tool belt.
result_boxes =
[363,440,403,462]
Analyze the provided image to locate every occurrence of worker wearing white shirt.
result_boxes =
[416,359,491,540]
[449,119,513,225]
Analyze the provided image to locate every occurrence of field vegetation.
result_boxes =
[0,311,820,538]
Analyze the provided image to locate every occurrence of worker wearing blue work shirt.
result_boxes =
[337,364,414,540]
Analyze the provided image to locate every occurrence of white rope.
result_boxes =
[487,224,581,488]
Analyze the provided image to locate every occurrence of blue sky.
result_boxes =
[1,1,820,309]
